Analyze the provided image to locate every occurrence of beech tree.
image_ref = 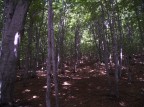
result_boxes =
[0,0,31,105]
[46,0,59,107]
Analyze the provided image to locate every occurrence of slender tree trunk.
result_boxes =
[133,0,144,47]
[56,9,65,73]
[100,4,112,90]
[90,23,101,61]
[115,0,123,78]
[0,0,30,105]
[35,25,39,71]
[46,0,59,107]
[95,21,103,62]
[51,14,59,107]
[126,21,133,83]
[37,5,45,69]
[24,18,33,81]
[108,0,119,97]
[117,18,123,78]
[74,24,81,72]
[46,0,52,106]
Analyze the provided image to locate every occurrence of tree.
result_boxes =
[0,0,31,105]
[46,0,59,107]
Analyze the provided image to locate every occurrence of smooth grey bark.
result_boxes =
[115,0,123,78]
[35,25,39,71]
[46,1,52,106]
[36,6,45,69]
[74,24,81,72]
[95,21,103,62]
[0,0,30,104]
[56,8,65,74]
[23,17,34,81]
[46,0,59,107]
[117,18,123,78]
[125,21,133,83]
[107,0,119,97]
[100,3,112,89]
[90,23,102,61]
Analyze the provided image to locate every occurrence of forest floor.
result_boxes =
[14,56,144,107]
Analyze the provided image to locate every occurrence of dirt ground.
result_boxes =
[14,59,144,107]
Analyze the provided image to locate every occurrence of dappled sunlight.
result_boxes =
[65,70,71,72]
[14,56,144,107]
[28,95,40,101]
[36,71,47,78]
[38,103,43,107]
[96,86,101,90]
[62,81,72,90]
[22,89,31,94]
[62,86,69,90]
[89,69,94,73]
[72,77,82,80]
[62,81,71,86]
[32,95,39,99]
[99,70,106,75]
[15,99,21,103]
[119,101,126,107]
[137,77,144,82]
[43,86,47,89]
[14,32,20,57]
[79,60,84,64]
[68,95,76,99]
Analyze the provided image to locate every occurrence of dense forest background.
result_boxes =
[0,0,144,107]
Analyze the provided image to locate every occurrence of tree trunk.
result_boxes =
[23,17,33,82]
[0,0,30,104]
[100,4,112,89]
[108,0,119,97]
[117,18,123,78]
[126,21,133,83]
[90,23,101,61]
[74,24,81,72]
[46,0,59,107]
[46,0,52,106]
[56,9,65,74]
[133,0,144,47]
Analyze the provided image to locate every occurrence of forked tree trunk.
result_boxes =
[0,0,30,105]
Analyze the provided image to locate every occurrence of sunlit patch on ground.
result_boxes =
[22,89,31,93]
[32,95,39,99]
[99,70,107,75]
[72,77,82,80]
[28,95,39,101]
[14,59,144,107]
[119,101,126,107]
[62,81,71,86]
[137,77,144,82]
